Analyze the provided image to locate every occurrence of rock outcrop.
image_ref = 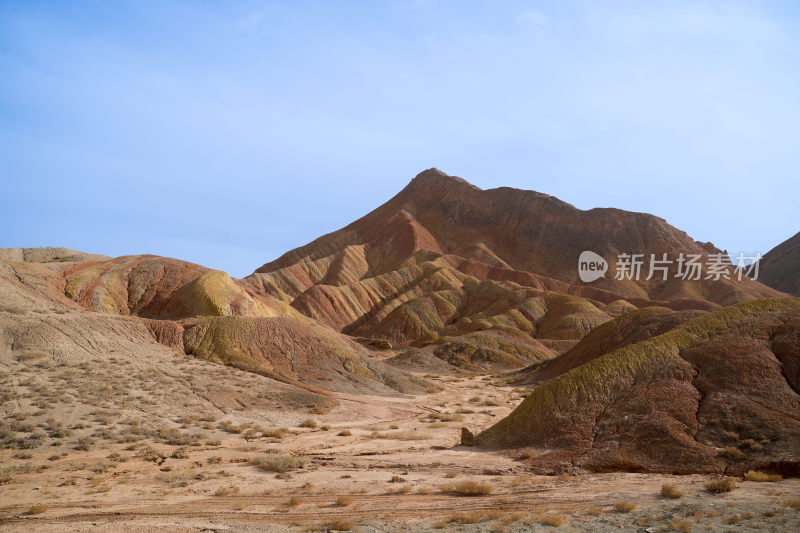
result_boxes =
[758,231,800,296]
[476,298,800,475]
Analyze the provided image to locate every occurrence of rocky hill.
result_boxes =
[244,169,781,370]
[474,297,800,475]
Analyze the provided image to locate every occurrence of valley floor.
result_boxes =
[1,365,798,532]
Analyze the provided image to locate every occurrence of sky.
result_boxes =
[1,1,798,277]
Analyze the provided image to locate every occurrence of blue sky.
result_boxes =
[1,1,798,277]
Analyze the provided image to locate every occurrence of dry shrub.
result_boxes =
[161,469,198,487]
[171,447,189,459]
[541,514,565,527]
[322,518,353,531]
[723,514,741,525]
[371,430,430,441]
[28,504,48,515]
[744,470,782,482]
[135,445,165,463]
[214,485,240,497]
[299,419,317,429]
[75,436,94,451]
[250,454,307,473]
[442,480,494,496]
[503,511,526,524]
[427,413,464,422]
[705,477,737,493]
[741,438,763,451]
[445,510,501,524]
[782,498,800,510]
[335,495,354,506]
[287,495,303,507]
[261,427,288,438]
[613,502,636,512]
[719,446,746,461]
[670,519,693,532]
[661,484,684,498]
[336,430,352,437]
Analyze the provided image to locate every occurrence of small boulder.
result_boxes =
[460,427,476,446]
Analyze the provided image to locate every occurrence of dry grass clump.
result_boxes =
[705,477,737,493]
[298,419,317,429]
[135,445,165,463]
[171,447,189,459]
[27,504,48,515]
[0,468,16,485]
[214,485,240,497]
[613,502,636,512]
[540,513,565,526]
[321,518,353,531]
[258,427,288,439]
[250,453,308,473]
[427,412,464,422]
[440,510,503,525]
[740,438,763,451]
[441,480,494,496]
[719,446,747,461]
[371,430,430,441]
[503,511,526,524]
[335,495,354,507]
[287,495,303,507]
[661,484,684,498]
[781,497,800,510]
[743,470,782,482]
[336,430,352,437]
[669,519,693,532]
[723,514,741,525]
[160,469,198,487]
[75,436,94,451]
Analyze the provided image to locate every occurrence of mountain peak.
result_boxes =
[401,168,480,195]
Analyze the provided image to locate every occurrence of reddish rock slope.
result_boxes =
[758,231,800,296]
[475,298,800,475]
[245,169,780,368]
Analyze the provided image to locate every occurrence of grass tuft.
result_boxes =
[743,470,782,482]
[335,495,354,507]
[661,483,684,498]
[250,454,307,473]
[705,477,737,493]
[613,502,636,513]
[441,480,494,496]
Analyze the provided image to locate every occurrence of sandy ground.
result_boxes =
[2,369,799,532]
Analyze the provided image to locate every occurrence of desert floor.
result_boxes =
[1,363,798,532]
